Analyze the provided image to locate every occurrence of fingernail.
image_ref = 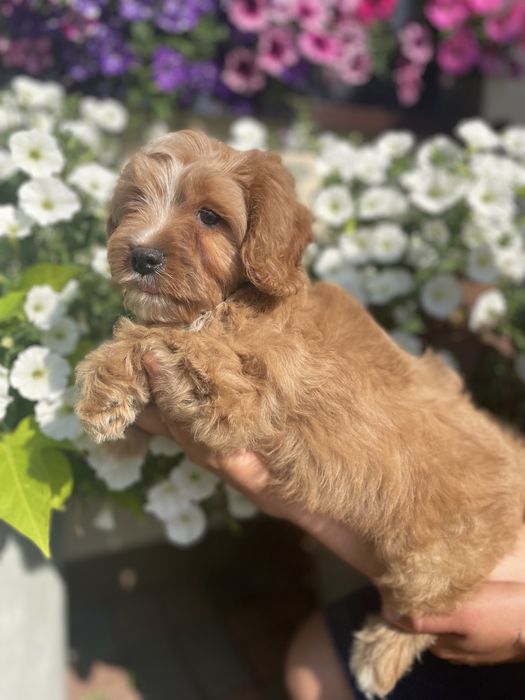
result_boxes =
[143,352,160,377]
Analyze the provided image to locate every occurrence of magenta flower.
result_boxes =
[298,30,342,65]
[356,0,397,25]
[221,48,267,94]
[336,0,361,18]
[437,28,480,76]
[337,47,373,85]
[335,18,367,48]
[399,22,433,65]
[425,0,471,30]
[257,26,299,77]
[227,0,270,33]
[467,0,508,14]
[269,0,296,23]
[291,0,330,31]
[484,1,525,43]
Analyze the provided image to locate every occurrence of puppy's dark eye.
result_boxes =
[198,208,220,226]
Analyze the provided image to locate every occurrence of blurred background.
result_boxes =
[1,1,525,698]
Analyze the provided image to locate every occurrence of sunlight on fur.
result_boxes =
[75,129,525,698]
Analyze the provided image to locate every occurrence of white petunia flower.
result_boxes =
[466,178,515,222]
[27,112,55,133]
[281,151,323,206]
[59,279,80,305]
[86,445,144,491]
[493,247,525,283]
[514,353,525,383]
[11,76,64,111]
[60,119,101,150]
[0,205,32,239]
[468,289,506,332]
[165,503,206,546]
[146,477,189,521]
[10,345,70,401]
[369,223,407,264]
[0,103,22,133]
[229,117,268,150]
[80,97,128,133]
[225,485,257,519]
[357,187,409,220]
[0,149,17,180]
[91,246,111,278]
[406,235,439,270]
[313,185,354,226]
[420,274,463,320]
[376,131,414,158]
[501,127,525,160]
[455,119,499,151]
[68,163,118,204]
[9,129,64,177]
[93,506,116,531]
[171,458,220,502]
[466,246,498,284]
[339,228,370,265]
[417,136,462,170]
[421,220,450,248]
[313,248,365,300]
[353,146,390,185]
[41,316,80,355]
[390,330,422,356]
[24,285,66,331]
[317,136,356,181]
[149,435,183,457]
[18,177,80,225]
[405,169,465,214]
[365,268,413,305]
[0,364,12,421]
[35,387,81,440]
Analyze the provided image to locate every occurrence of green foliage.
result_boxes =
[0,291,25,323]
[0,418,73,557]
[15,263,81,293]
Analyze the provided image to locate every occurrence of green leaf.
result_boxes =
[0,291,25,322]
[0,418,73,557]
[68,338,96,368]
[15,264,81,293]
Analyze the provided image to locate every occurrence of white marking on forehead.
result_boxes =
[133,156,184,247]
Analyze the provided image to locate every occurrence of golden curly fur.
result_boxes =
[76,130,525,698]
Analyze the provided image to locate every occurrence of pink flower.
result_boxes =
[437,28,480,76]
[227,0,270,33]
[394,61,424,106]
[269,0,296,23]
[257,26,299,76]
[467,0,508,14]
[337,46,373,85]
[221,48,267,95]
[484,1,525,43]
[335,18,367,48]
[425,0,471,30]
[356,0,397,25]
[479,48,511,75]
[399,22,434,65]
[298,30,342,65]
[291,0,331,31]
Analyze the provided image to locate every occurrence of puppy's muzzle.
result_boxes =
[130,247,165,276]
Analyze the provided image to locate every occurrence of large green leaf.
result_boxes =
[15,263,81,293]
[0,418,73,557]
[0,291,25,322]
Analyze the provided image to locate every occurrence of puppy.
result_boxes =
[76,130,525,698]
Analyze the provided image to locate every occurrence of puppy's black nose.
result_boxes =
[130,247,165,276]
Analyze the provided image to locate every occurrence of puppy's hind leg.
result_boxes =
[350,615,434,699]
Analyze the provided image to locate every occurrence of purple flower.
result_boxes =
[152,47,189,92]
[155,0,213,34]
[399,22,433,65]
[118,0,153,21]
[89,25,136,77]
[484,1,525,44]
[189,60,219,92]
[437,28,480,76]
[71,0,108,21]
[257,26,298,77]
[227,0,270,33]
[298,30,342,66]
[425,0,471,31]
[221,47,266,95]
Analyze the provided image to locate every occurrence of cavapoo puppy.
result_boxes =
[76,130,525,698]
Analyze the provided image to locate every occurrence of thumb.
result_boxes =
[143,351,161,379]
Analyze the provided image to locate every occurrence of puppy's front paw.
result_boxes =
[350,616,434,699]
[76,386,139,443]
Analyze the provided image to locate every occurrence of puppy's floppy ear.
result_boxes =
[240,150,313,297]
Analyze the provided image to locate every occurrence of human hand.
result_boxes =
[135,352,383,579]
[383,526,525,665]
